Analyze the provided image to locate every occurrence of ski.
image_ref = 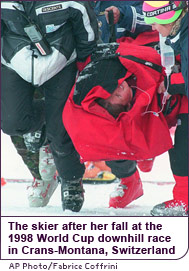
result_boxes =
[2,177,174,185]
[1,175,118,185]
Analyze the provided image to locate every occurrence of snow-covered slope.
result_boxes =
[1,132,174,216]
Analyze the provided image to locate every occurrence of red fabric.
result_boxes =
[173,175,188,205]
[170,72,185,85]
[175,54,181,62]
[63,37,187,163]
[76,56,91,72]
[137,158,155,172]
[1,178,6,186]
[117,31,159,45]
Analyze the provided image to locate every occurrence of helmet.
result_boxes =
[142,1,185,24]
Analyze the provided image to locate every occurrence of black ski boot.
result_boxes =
[60,177,84,212]
[23,125,46,153]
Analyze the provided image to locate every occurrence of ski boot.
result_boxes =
[23,125,46,153]
[151,199,188,216]
[109,169,143,208]
[151,175,188,216]
[27,177,58,207]
[27,145,58,207]
[60,177,84,212]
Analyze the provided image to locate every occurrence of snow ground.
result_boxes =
[1,133,189,271]
[1,132,175,216]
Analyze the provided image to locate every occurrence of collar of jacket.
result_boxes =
[167,12,188,48]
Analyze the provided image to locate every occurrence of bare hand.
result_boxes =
[158,81,166,94]
[158,81,171,99]
[105,6,120,24]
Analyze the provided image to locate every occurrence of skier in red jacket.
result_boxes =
[63,36,188,216]
[96,71,187,214]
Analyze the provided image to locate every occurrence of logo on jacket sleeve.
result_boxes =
[42,4,63,13]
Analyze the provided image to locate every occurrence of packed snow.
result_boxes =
[1,132,188,271]
[1,131,175,216]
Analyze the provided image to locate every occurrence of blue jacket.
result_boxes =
[93,1,152,43]
[167,13,188,96]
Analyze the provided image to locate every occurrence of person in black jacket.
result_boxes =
[143,1,188,216]
[1,1,98,212]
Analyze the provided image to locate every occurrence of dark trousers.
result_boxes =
[106,160,137,178]
[1,63,85,180]
[169,113,188,177]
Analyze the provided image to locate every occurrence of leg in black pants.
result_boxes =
[1,65,45,135]
[43,62,85,181]
[169,113,188,177]
[151,113,188,216]
[1,64,85,180]
[168,113,188,207]
[42,62,85,212]
[106,160,137,178]
[1,64,85,212]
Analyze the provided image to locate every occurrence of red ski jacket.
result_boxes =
[63,33,188,163]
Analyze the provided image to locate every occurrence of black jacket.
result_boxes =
[1,1,98,86]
